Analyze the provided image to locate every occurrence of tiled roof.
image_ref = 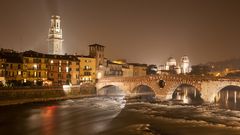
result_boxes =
[76,55,94,58]
[22,50,79,61]
[0,51,22,63]
[128,63,148,67]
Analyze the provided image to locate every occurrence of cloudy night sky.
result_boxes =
[0,0,240,65]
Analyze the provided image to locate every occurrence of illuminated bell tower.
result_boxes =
[48,15,63,55]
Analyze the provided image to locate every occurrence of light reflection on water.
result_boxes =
[41,106,57,135]
[1,96,240,135]
[215,86,240,111]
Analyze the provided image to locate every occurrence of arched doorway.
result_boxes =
[215,85,240,110]
[172,84,203,105]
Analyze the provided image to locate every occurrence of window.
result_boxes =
[58,73,63,79]
[84,72,91,76]
[25,58,29,63]
[85,60,91,63]
[34,71,37,77]
[33,64,37,70]
[59,60,62,66]
[18,64,21,69]
[33,58,38,63]
[66,67,69,72]
[67,74,71,78]
[50,66,54,71]
[84,66,91,70]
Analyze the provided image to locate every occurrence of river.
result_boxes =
[0,96,240,135]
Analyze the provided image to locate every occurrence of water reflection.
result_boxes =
[41,106,57,135]
[1,96,240,135]
[172,84,203,105]
[131,85,156,102]
[215,85,240,110]
[98,85,125,96]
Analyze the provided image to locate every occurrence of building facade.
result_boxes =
[0,50,23,86]
[77,55,96,83]
[159,56,192,75]
[180,55,192,74]
[22,51,48,86]
[105,61,123,77]
[47,55,80,86]
[48,15,63,55]
[0,49,81,87]
[129,63,147,77]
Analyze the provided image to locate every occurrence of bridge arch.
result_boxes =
[166,82,200,99]
[98,85,126,96]
[214,85,240,110]
[201,82,240,103]
[166,83,203,104]
[130,84,156,101]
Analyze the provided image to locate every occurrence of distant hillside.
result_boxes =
[206,58,240,71]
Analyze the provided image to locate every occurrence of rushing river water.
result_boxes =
[0,96,240,135]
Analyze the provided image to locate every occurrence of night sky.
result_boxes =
[0,0,240,65]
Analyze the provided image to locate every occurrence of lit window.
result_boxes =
[50,60,54,64]
[33,64,37,70]
[66,67,69,72]
[18,71,21,75]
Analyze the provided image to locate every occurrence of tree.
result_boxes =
[190,65,211,76]
[147,64,158,75]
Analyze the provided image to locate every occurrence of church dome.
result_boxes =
[166,57,177,66]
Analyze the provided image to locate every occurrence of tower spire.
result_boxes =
[48,15,63,55]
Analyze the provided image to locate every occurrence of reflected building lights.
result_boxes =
[234,91,237,104]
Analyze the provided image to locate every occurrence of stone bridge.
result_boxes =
[96,75,240,103]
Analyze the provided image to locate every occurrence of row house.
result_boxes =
[129,63,147,77]
[0,50,81,86]
[76,55,96,83]
[22,51,80,86]
[102,60,147,77]
[0,51,23,85]
[22,51,48,85]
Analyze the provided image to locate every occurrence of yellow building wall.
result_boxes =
[69,61,80,85]
[23,57,48,82]
[133,66,147,77]
[78,57,96,82]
